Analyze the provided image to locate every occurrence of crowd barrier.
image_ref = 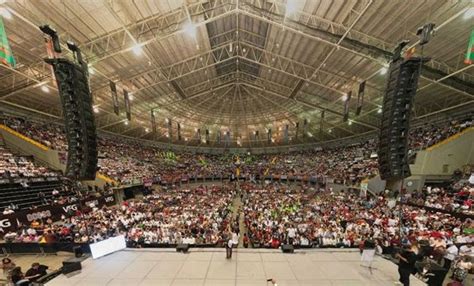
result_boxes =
[0,242,91,255]
[0,195,116,233]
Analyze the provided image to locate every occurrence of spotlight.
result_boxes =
[41,85,50,93]
[377,108,382,114]
[463,7,474,20]
[348,120,353,125]
[132,43,143,56]
[183,20,196,38]
[93,106,99,113]
[124,120,129,126]
[0,7,12,20]
[129,93,134,101]
[88,66,95,75]
[328,129,332,133]
[285,0,297,17]
[379,67,388,75]
[145,128,150,133]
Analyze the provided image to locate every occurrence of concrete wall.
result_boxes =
[409,127,474,176]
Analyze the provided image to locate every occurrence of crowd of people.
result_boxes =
[2,184,234,246]
[0,146,60,180]
[407,172,473,216]
[1,115,472,186]
[242,182,473,251]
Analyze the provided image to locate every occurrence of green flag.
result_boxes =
[465,30,474,65]
[0,16,15,68]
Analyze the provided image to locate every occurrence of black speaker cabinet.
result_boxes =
[176,244,190,253]
[281,244,294,253]
[62,260,82,274]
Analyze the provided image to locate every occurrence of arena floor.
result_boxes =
[45,248,426,286]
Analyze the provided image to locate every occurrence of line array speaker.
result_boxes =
[378,56,428,181]
[46,58,98,180]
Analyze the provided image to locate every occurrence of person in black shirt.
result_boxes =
[396,245,418,286]
[25,262,48,282]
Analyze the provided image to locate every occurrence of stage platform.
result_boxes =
[46,248,425,286]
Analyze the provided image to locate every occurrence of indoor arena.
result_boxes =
[0,0,473,285]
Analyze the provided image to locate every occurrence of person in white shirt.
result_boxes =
[444,242,458,269]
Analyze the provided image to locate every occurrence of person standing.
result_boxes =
[395,244,418,286]
[226,238,233,259]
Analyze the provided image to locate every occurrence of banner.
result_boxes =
[167,119,172,139]
[151,110,157,133]
[0,16,16,67]
[343,91,352,122]
[110,81,119,115]
[123,89,131,121]
[356,81,365,115]
[303,119,308,138]
[465,30,474,65]
[295,122,299,139]
[0,195,115,234]
[320,110,325,133]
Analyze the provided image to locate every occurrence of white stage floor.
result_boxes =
[46,248,426,286]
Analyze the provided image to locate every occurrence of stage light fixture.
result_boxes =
[285,0,297,16]
[41,85,50,93]
[183,20,196,38]
[0,7,12,20]
[379,67,388,75]
[132,43,143,56]
[463,7,474,20]
[93,106,99,113]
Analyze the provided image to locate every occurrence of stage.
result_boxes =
[46,248,425,286]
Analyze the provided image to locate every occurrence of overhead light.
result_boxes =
[328,129,332,133]
[132,43,143,56]
[341,94,349,101]
[463,7,474,20]
[88,66,95,75]
[93,106,99,113]
[41,85,50,93]
[145,128,150,133]
[308,132,313,137]
[183,20,196,38]
[184,137,188,141]
[285,0,298,17]
[348,120,353,125]
[124,120,129,126]
[380,67,388,75]
[377,108,383,114]
[0,7,12,20]
[129,93,134,101]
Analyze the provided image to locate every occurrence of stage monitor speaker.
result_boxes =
[62,260,82,274]
[281,244,294,253]
[45,58,98,180]
[176,244,189,253]
[73,246,83,258]
[378,56,428,181]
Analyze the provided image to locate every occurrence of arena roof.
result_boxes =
[0,0,473,148]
